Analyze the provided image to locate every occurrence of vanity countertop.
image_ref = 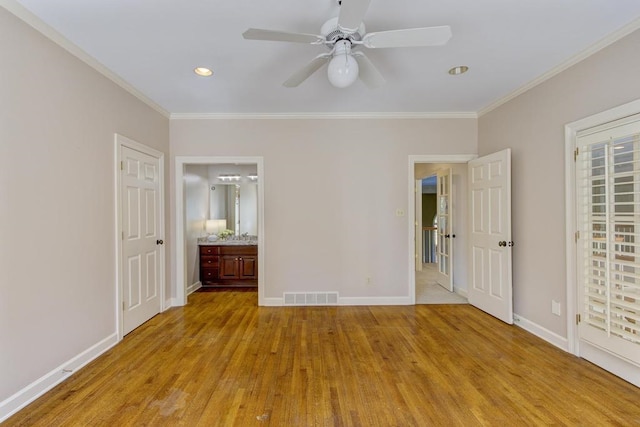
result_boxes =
[198,239,257,246]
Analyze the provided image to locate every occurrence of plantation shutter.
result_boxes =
[576,115,640,366]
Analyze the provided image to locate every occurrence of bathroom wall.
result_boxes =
[184,165,210,287]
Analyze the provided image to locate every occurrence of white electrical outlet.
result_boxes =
[552,300,561,316]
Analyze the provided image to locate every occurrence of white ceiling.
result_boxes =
[11,0,640,115]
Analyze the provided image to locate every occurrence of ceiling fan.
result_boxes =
[242,0,452,89]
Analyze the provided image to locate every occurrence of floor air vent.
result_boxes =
[283,292,339,306]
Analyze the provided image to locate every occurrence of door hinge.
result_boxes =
[120,160,124,170]
[122,231,124,240]
[576,314,581,324]
[575,230,580,243]
[122,301,125,311]
[574,147,579,162]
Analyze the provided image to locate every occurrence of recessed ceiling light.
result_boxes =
[194,67,213,77]
[448,66,469,76]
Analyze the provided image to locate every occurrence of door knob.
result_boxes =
[445,234,450,238]
[508,241,514,247]
[156,239,164,245]
[498,241,507,247]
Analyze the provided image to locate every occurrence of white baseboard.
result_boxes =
[454,287,468,298]
[165,297,184,308]
[513,314,569,351]
[187,281,202,296]
[263,297,284,306]
[0,333,119,423]
[262,296,412,307]
[339,296,412,306]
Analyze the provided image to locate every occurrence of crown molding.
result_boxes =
[170,112,478,120]
[1,0,170,119]
[478,16,640,117]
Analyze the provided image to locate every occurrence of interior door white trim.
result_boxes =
[408,154,477,304]
[415,179,423,272]
[565,98,640,367]
[174,156,265,306]
[115,134,165,340]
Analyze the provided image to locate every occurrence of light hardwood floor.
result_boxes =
[6,291,640,426]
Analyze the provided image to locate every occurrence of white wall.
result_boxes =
[170,118,478,300]
[415,163,469,292]
[184,165,209,287]
[0,6,169,410]
[478,28,640,337]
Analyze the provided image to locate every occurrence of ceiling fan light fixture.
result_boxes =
[327,40,359,88]
[448,65,469,76]
[194,67,213,77]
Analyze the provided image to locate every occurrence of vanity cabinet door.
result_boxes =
[239,256,257,279]
[220,256,240,279]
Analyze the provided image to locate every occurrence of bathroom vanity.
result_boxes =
[199,242,258,287]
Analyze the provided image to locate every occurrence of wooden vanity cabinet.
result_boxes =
[220,254,257,279]
[199,244,257,287]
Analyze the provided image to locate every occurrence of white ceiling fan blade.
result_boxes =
[337,0,372,33]
[243,28,325,44]
[363,26,452,49]
[283,54,332,87]
[352,52,385,88]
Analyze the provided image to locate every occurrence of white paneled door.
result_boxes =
[468,149,513,324]
[121,145,163,335]
[436,168,454,291]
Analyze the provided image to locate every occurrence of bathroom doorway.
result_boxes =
[174,156,265,306]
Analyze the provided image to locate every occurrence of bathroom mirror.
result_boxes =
[209,183,258,235]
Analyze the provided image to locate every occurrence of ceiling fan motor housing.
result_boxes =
[320,17,365,48]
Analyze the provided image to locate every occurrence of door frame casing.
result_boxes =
[174,156,265,306]
[115,134,166,340]
[408,154,477,304]
[565,98,640,386]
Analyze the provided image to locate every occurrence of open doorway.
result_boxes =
[415,173,465,303]
[184,164,259,294]
[408,155,476,305]
[174,156,265,307]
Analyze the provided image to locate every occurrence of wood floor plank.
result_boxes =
[5,291,640,426]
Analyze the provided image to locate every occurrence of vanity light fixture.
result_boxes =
[194,67,213,77]
[448,65,469,76]
[247,174,258,181]
[218,174,241,182]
